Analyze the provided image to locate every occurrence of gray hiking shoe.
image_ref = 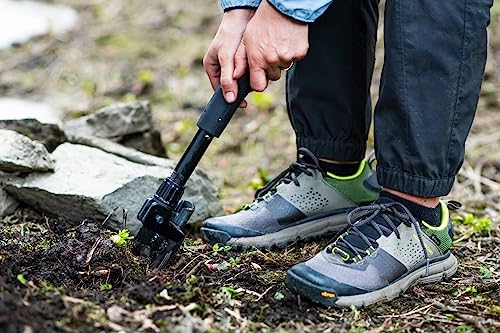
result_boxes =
[285,198,458,307]
[201,148,380,249]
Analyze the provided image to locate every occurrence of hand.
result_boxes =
[233,0,309,92]
[203,9,255,104]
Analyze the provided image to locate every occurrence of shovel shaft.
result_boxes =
[169,71,251,188]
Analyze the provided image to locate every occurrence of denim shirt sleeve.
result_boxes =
[220,0,332,23]
[220,0,261,10]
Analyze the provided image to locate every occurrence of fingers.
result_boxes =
[203,48,221,91]
[218,50,238,103]
[233,42,248,81]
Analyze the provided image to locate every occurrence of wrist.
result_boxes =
[223,8,255,21]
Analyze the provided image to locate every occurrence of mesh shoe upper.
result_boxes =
[202,148,379,239]
[288,200,453,296]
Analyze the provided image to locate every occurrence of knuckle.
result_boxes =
[220,77,232,88]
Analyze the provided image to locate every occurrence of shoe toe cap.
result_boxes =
[202,216,263,241]
[286,262,366,303]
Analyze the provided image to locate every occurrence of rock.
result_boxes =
[119,130,165,157]
[64,101,153,139]
[0,188,19,217]
[0,129,55,172]
[2,143,223,234]
[0,119,66,152]
[66,134,170,167]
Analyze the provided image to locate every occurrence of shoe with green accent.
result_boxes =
[285,196,457,307]
[201,148,380,249]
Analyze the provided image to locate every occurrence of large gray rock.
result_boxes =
[64,101,153,138]
[0,129,55,172]
[2,143,223,234]
[0,188,19,217]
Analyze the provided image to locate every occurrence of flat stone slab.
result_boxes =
[2,143,223,234]
[0,129,55,172]
[64,101,153,139]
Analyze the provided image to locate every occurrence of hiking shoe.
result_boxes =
[201,148,380,249]
[285,198,458,307]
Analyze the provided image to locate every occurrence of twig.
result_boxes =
[44,217,53,233]
[432,300,488,333]
[379,304,433,318]
[255,285,275,302]
[85,237,103,265]
[102,207,118,226]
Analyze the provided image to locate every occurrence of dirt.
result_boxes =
[0,206,499,333]
[0,0,500,332]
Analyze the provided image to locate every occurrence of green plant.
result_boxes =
[454,213,492,236]
[273,291,285,301]
[100,283,112,291]
[212,243,232,253]
[110,229,130,247]
[464,285,477,294]
[250,92,275,110]
[479,266,493,279]
[221,286,241,298]
[186,274,198,285]
[16,274,27,286]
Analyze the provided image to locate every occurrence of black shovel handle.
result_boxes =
[197,71,251,138]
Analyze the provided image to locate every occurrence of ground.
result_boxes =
[0,1,499,332]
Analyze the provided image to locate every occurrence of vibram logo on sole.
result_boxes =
[321,291,336,298]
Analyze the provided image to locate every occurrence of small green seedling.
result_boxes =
[16,274,27,286]
[212,243,232,254]
[464,285,477,294]
[479,266,493,279]
[221,286,241,299]
[110,229,130,247]
[273,291,285,301]
[100,283,112,291]
[186,274,198,285]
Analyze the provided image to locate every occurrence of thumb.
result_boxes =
[218,52,237,103]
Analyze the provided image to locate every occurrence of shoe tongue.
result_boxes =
[330,196,404,261]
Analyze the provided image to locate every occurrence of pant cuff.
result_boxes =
[296,136,366,161]
[377,166,455,197]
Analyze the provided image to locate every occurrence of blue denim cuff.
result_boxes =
[220,0,261,10]
[267,0,333,23]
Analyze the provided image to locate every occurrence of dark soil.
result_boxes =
[1,207,499,333]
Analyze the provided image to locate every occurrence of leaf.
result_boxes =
[221,286,241,298]
[273,292,285,301]
[250,92,275,110]
[479,266,493,279]
[136,69,154,84]
[100,283,112,291]
[17,274,27,286]
[464,286,477,294]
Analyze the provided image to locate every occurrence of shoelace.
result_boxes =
[328,202,431,276]
[245,148,322,210]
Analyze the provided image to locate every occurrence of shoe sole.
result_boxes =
[200,212,348,250]
[285,252,458,308]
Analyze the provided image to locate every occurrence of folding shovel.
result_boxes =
[133,72,251,269]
